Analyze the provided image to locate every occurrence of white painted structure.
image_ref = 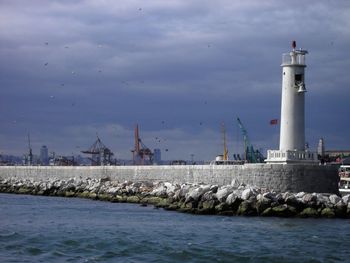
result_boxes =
[317,138,325,157]
[266,41,317,163]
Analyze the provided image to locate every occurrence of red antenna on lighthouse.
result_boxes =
[292,40,296,50]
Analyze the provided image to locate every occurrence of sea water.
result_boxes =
[1,193,350,263]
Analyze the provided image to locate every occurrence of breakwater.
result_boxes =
[0,164,343,218]
[0,164,339,193]
[0,176,349,218]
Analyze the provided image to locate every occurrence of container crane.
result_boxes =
[221,122,228,161]
[132,124,153,165]
[211,122,243,165]
[81,135,115,165]
[236,118,264,163]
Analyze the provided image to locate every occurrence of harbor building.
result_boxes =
[153,149,162,165]
[317,138,325,157]
[40,145,49,165]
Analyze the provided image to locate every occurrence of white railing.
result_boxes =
[282,53,306,66]
[266,149,317,163]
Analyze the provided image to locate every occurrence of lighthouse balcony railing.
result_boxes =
[282,53,306,66]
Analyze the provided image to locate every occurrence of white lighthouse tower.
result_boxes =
[266,41,317,163]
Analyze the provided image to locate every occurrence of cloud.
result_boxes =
[0,0,349,160]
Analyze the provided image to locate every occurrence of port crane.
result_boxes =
[221,122,228,161]
[236,118,264,163]
[81,136,115,165]
[132,124,153,165]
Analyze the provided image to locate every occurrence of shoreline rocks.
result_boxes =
[0,177,349,219]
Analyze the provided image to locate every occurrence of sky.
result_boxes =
[0,0,349,161]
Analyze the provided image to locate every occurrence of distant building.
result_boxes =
[40,145,49,165]
[319,149,350,164]
[325,150,350,159]
[153,149,161,165]
[23,154,33,165]
[317,138,325,157]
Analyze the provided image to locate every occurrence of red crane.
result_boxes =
[132,124,153,165]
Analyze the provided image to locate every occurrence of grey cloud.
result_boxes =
[0,0,349,160]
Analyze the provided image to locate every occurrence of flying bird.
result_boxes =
[44,62,48,66]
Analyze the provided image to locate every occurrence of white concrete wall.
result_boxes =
[0,164,339,194]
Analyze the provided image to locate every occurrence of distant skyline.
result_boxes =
[1,0,349,161]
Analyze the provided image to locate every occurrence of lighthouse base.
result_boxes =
[265,149,318,164]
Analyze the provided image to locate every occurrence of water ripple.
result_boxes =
[1,193,350,263]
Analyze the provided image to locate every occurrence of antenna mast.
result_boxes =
[27,132,33,165]
[221,123,228,161]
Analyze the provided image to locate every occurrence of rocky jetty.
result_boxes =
[1,177,349,218]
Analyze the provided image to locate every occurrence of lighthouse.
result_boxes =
[280,40,307,151]
[266,41,317,163]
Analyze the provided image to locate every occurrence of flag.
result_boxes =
[270,119,278,125]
